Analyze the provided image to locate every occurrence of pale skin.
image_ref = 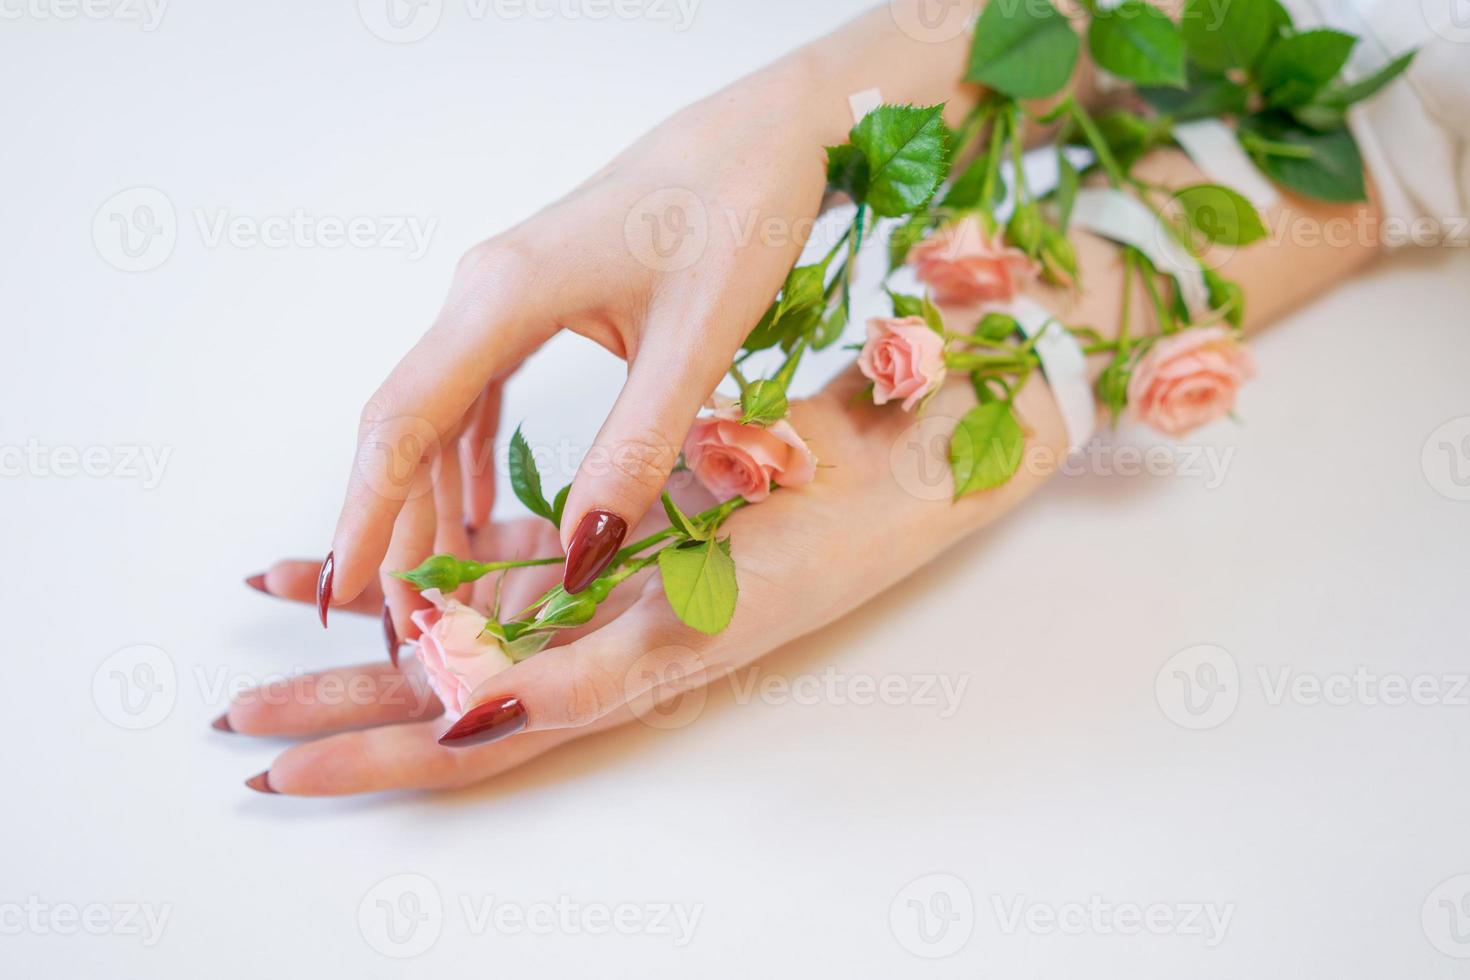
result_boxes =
[239,3,1385,794]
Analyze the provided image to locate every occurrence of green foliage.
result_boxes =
[848,104,950,218]
[949,401,1025,498]
[659,537,739,635]
[1088,1,1186,87]
[967,0,1080,99]
[508,425,556,522]
[1181,0,1275,71]
[1172,184,1268,246]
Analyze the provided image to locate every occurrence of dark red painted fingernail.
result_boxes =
[438,696,527,748]
[244,771,277,794]
[563,510,627,595]
[211,713,233,732]
[245,573,268,594]
[383,604,400,668]
[316,552,334,628]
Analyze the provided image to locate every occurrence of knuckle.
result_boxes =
[564,667,621,729]
[604,433,676,495]
[454,235,539,292]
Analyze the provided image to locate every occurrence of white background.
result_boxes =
[4,0,1470,976]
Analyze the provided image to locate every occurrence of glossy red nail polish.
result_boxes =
[563,510,627,595]
[211,713,233,732]
[244,771,277,794]
[316,552,334,628]
[438,696,527,748]
[383,604,400,668]
[245,573,268,594]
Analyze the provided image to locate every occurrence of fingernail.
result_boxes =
[383,604,400,669]
[438,696,527,748]
[244,771,277,794]
[316,551,334,628]
[563,510,627,595]
[245,573,268,594]
[211,713,233,732]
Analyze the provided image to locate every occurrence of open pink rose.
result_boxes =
[682,396,816,502]
[1128,327,1256,437]
[858,315,947,411]
[410,592,514,718]
[908,215,1040,306]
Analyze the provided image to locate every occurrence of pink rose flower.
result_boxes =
[410,592,514,718]
[682,396,816,502]
[858,315,948,411]
[1128,327,1257,437]
[908,215,1040,306]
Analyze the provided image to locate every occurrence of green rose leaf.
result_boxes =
[1139,70,1249,121]
[1180,0,1275,71]
[662,491,711,542]
[1243,119,1366,202]
[1318,49,1416,109]
[1088,1,1186,88]
[950,401,1025,498]
[509,425,555,522]
[967,0,1080,100]
[825,143,870,203]
[659,537,738,635]
[1259,29,1357,108]
[1172,183,1268,246]
[551,483,571,528]
[849,104,949,218]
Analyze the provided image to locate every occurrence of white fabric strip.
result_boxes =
[1172,119,1281,210]
[1069,188,1211,316]
[848,88,883,124]
[992,296,1096,454]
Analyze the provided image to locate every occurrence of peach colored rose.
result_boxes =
[908,215,1040,306]
[682,396,816,502]
[858,315,947,411]
[410,591,514,718]
[1128,327,1256,437]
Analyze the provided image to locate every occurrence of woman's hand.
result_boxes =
[230,367,1069,795]
[322,3,1006,647]
[328,62,857,650]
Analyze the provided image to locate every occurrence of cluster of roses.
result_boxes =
[401,0,1402,710]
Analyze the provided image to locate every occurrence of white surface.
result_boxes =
[4,3,1470,977]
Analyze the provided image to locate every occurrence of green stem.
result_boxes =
[1118,248,1137,347]
[613,497,751,565]
[1069,98,1125,189]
